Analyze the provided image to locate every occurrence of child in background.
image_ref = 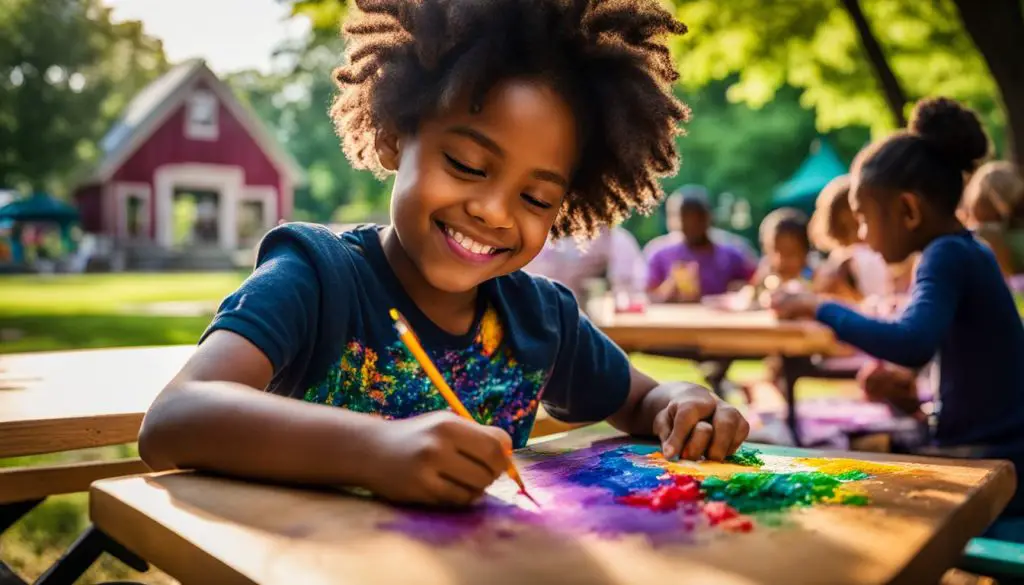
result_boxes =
[773,97,1024,537]
[809,175,891,303]
[647,191,756,302]
[137,0,748,508]
[961,161,1024,277]
[644,185,759,264]
[750,208,814,292]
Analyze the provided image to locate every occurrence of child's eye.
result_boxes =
[521,193,553,210]
[444,153,485,177]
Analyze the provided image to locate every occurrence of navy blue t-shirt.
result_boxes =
[200,222,632,448]
[816,232,1024,513]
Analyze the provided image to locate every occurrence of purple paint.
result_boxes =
[379,443,702,546]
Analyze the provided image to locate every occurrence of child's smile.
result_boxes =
[435,219,513,264]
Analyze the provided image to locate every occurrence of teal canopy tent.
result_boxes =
[771,139,848,214]
[0,192,80,264]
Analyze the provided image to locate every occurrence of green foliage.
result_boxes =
[227,35,391,223]
[671,0,1002,143]
[0,0,168,193]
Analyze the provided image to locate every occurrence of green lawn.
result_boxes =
[0,272,248,354]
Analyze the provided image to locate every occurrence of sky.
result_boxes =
[104,0,312,75]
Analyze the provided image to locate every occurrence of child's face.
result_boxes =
[680,207,710,246]
[379,79,577,293]
[850,180,917,263]
[769,232,808,280]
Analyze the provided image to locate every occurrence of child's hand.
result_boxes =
[366,411,512,506]
[653,385,749,461]
[770,290,821,320]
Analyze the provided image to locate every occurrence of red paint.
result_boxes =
[720,517,754,533]
[616,476,700,512]
[702,501,739,526]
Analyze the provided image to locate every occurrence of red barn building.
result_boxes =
[74,59,305,266]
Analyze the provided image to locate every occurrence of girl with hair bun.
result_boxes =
[774,97,1024,537]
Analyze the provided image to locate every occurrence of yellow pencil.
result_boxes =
[389,308,538,506]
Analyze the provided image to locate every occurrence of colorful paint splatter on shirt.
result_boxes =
[302,306,547,447]
[380,443,892,546]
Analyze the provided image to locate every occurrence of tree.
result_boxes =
[0,0,169,194]
[951,0,1024,166]
[228,33,390,223]
[670,0,1005,151]
[837,0,907,128]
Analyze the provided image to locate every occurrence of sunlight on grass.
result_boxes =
[0,272,247,354]
[0,272,247,315]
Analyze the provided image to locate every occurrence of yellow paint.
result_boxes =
[825,485,869,505]
[797,457,905,476]
[644,452,753,478]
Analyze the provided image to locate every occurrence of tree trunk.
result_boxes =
[838,0,908,128]
[952,0,1024,167]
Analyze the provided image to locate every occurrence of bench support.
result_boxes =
[33,526,148,585]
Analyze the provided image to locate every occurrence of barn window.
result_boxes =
[185,89,219,140]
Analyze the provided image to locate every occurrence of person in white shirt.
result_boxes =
[524,225,647,302]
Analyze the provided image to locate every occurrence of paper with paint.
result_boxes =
[379,440,910,546]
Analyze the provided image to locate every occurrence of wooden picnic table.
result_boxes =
[89,425,1016,585]
[596,304,855,446]
[595,303,843,357]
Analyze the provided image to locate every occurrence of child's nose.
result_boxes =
[465,192,514,229]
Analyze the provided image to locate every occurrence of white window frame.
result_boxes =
[184,89,219,141]
[113,182,152,240]
[154,163,244,249]
[238,186,278,236]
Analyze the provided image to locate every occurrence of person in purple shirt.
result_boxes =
[647,192,756,302]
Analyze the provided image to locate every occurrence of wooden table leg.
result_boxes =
[779,355,815,447]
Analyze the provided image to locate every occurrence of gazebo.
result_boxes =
[0,192,80,264]
[771,139,848,215]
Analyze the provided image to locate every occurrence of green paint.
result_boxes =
[839,493,870,506]
[725,446,765,467]
[835,470,870,481]
[700,471,868,514]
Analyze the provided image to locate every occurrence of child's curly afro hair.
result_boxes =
[331,0,690,238]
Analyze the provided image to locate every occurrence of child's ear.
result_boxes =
[899,192,923,231]
[374,128,401,172]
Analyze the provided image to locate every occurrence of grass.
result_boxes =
[0,273,247,354]
[0,271,868,583]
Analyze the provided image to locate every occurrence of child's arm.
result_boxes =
[140,330,382,483]
[775,240,966,369]
[606,366,749,461]
[139,330,511,506]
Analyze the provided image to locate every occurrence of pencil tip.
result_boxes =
[389,308,399,321]
[520,489,541,508]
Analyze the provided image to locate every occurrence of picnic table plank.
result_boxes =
[0,345,195,458]
[597,304,845,357]
[0,459,149,505]
[90,426,1015,585]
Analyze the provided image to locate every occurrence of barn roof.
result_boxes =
[86,58,306,185]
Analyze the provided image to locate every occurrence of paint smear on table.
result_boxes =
[379,443,902,546]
